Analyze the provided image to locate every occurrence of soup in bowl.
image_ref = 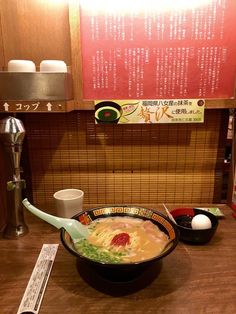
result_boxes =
[60,206,179,276]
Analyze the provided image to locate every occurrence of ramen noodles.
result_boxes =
[74,216,169,263]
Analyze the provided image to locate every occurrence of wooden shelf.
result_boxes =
[205,99,236,109]
[0,100,75,113]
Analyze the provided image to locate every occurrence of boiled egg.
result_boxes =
[191,214,212,230]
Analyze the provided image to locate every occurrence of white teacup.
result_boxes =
[40,60,67,72]
[53,189,84,218]
[8,60,36,72]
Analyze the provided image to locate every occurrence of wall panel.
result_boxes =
[0,1,5,68]
[0,0,71,66]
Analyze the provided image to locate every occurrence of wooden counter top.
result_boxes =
[0,205,236,314]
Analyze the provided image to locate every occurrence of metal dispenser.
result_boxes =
[0,116,28,238]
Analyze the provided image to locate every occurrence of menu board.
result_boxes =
[80,0,236,100]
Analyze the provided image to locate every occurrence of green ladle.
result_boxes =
[22,198,89,241]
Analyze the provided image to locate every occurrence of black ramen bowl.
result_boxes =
[95,101,123,124]
[61,206,179,281]
[170,208,218,244]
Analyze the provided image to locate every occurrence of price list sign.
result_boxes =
[80,0,236,100]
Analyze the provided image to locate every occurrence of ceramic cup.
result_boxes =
[39,60,67,72]
[7,60,36,72]
[53,189,84,218]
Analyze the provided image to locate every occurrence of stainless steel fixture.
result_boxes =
[0,72,73,101]
[0,116,28,238]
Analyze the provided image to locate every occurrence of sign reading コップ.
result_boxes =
[95,99,204,124]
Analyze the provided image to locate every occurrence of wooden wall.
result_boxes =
[0,1,232,229]
[0,0,72,229]
[0,1,234,109]
[0,0,71,67]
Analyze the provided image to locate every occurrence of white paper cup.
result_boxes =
[40,60,67,72]
[7,60,36,72]
[53,189,84,218]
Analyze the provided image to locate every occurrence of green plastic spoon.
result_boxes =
[22,198,89,241]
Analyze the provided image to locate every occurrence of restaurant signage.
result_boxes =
[95,99,204,124]
[80,0,236,100]
[0,101,67,112]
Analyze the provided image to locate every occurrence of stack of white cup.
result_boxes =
[7,60,67,72]
[8,60,36,72]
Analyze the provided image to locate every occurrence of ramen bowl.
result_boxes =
[170,208,218,244]
[61,206,179,281]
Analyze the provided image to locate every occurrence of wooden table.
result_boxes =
[0,205,236,314]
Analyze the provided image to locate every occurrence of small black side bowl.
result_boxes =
[170,208,218,244]
[61,206,179,281]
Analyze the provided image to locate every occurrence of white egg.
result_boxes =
[191,214,212,230]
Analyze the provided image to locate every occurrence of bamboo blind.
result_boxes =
[21,109,227,211]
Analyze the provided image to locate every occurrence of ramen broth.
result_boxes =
[74,216,169,263]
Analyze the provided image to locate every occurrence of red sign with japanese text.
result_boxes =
[80,0,236,100]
